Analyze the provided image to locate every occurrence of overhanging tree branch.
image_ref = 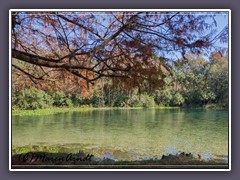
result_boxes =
[11,11,227,88]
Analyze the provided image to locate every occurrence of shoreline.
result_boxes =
[12,106,180,116]
[12,145,228,168]
[12,105,227,117]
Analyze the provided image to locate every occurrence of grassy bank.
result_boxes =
[12,106,181,116]
[12,105,225,117]
[12,105,226,117]
[12,107,94,116]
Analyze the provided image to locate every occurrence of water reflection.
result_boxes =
[12,109,228,160]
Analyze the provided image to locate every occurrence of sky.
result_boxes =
[16,11,229,61]
[171,12,229,60]
[211,13,229,49]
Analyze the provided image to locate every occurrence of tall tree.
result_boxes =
[11,11,228,90]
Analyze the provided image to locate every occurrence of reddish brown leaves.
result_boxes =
[12,11,225,93]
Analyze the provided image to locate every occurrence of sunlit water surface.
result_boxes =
[12,109,228,161]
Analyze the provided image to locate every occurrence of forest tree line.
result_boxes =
[12,51,228,110]
[11,12,228,111]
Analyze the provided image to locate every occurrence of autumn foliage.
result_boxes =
[11,11,228,95]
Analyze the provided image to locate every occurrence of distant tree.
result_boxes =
[170,52,228,107]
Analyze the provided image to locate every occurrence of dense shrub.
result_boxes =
[171,93,184,106]
[154,89,172,106]
[126,94,155,108]
[12,87,53,110]
[112,95,129,107]
[53,92,73,107]
[126,95,141,107]
[71,94,84,107]
[140,94,155,108]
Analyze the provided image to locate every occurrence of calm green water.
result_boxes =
[12,109,228,160]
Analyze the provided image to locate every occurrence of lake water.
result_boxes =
[12,109,228,161]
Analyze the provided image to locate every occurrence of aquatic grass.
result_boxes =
[12,106,149,116]
[12,105,212,117]
[12,107,93,116]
